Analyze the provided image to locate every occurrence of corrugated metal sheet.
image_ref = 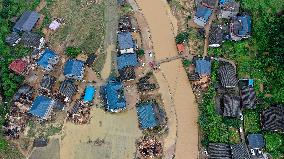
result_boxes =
[13,11,40,32]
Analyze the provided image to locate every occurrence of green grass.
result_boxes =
[243,110,261,134]
[48,0,105,54]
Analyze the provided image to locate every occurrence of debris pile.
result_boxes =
[67,100,91,124]
[137,136,163,158]
[137,73,157,92]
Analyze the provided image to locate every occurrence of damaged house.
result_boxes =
[13,11,40,32]
[59,80,78,102]
[13,84,34,101]
[21,31,45,49]
[194,5,213,27]
[262,105,284,132]
[117,31,136,54]
[37,48,59,71]
[40,74,56,92]
[117,53,138,81]
[209,24,224,47]
[230,15,252,41]
[119,16,133,32]
[219,0,240,19]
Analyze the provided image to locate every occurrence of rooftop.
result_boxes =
[29,96,54,119]
[136,102,159,129]
[208,143,232,159]
[119,66,136,81]
[5,32,21,46]
[59,80,77,100]
[13,11,40,32]
[218,63,238,88]
[117,53,138,70]
[222,94,241,117]
[37,49,58,70]
[262,105,284,132]
[83,85,96,103]
[117,32,135,50]
[247,134,265,149]
[40,74,56,91]
[209,25,224,47]
[21,32,43,48]
[195,58,211,76]
[64,59,85,80]
[9,59,28,74]
[231,15,252,38]
[194,6,213,26]
[231,143,251,159]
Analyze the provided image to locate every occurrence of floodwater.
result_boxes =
[135,0,199,158]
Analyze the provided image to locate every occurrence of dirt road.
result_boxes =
[135,0,199,158]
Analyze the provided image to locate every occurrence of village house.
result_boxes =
[59,80,78,102]
[261,105,284,132]
[231,143,251,159]
[136,102,164,130]
[240,86,256,109]
[208,143,232,159]
[220,94,241,118]
[21,32,45,49]
[209,24,224,47]
[194,57,211,76]
[83,85,96,103]
[29,95,54,120]
[219,0,240,19]
[9,59,28,75]
[40,74,56,92]
[218,63,238,88]
[247,134,265,157]
[13,84,33,101]
[101,78,126,113]
[194,5,213,27]
[230,15,252,41]
[117,53,138,81]
[5,32,21,46]
[37,48,59,71]
[13,11,40,32]
[63,59,85,80]
[118,16,133,32]
[117,31,136,54]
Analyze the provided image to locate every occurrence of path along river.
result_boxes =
[135,0,199,158]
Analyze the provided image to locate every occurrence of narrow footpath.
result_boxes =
[135,0,199,158]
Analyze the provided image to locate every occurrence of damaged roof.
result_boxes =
[59,80,77,100]
[119,66,136,81]
[40,74,56,91]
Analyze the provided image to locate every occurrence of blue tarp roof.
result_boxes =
[247,134,265,149]
[83,85,96,102]
[237,16,252,36]
[29,96,53,119]
[37,49,57,69]
[13,11,40,32]
[137,103,158,129]
[195,59,211,75]
[117,53,138,70]
[196,6,212,22]
[117,32,135,50]
[64,59,84,77]
[104,80,126,112]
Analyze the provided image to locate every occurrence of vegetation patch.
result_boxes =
[66,47,82,58]
[243,110,261,134]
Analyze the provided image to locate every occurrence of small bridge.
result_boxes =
[155,53,195,66]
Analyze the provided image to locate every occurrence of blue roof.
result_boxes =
[64,59,85,78]
[29,96,53,119]
[83,85,96,102]
[247,134,265,149]
[117,32,135,50]
[248,79,254,87]
[195,59,211,75]
[196,6,212,22]
[104,79,126,112]
[117,53,138,70]
[237,16,252,36]
[37,49,57,69]
[137,103,158,129]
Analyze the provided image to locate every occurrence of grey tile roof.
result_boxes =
[240,86,256,109]
[222,94,241,117]
[208,143,232,159]
[40,74,56,91]
[218,63,238,88]
[59,80,77,99]
[231,144,251,159]
[21,32,42,48]
[262,105,284,132]
[13,11,40,32]
[5,32,21,46]
[209,25,224,47]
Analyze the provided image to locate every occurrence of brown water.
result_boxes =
[135,0,199,158]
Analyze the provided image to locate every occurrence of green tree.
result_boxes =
[175,32,189,44]
[66,47,82,58]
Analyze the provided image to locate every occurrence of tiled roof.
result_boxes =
[9,59,28,74]
[59,80,77,99]
[231,144,251,159]
[136,103,159,129]
[119,66,136,81]
[63,59,85,80]
[208,143,232,159]
[240,86,256,109]
[21,32,42,48]
[222,94,241,117]
[13,11,40,32]
[231,15,251,37]
[209,25,224,46]
[29,96,54,119]
[117,32,135,50]
[218,63,238,88]
[117,53,138,70]
[5,32,21,46]
[262,105,284,132]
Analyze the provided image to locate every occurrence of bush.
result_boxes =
[137,49,145,57]
[264,133,284,158]
[182,59,190,68]
[243,110,261,134]
[66,47,82,58]
[175,32,189,44]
